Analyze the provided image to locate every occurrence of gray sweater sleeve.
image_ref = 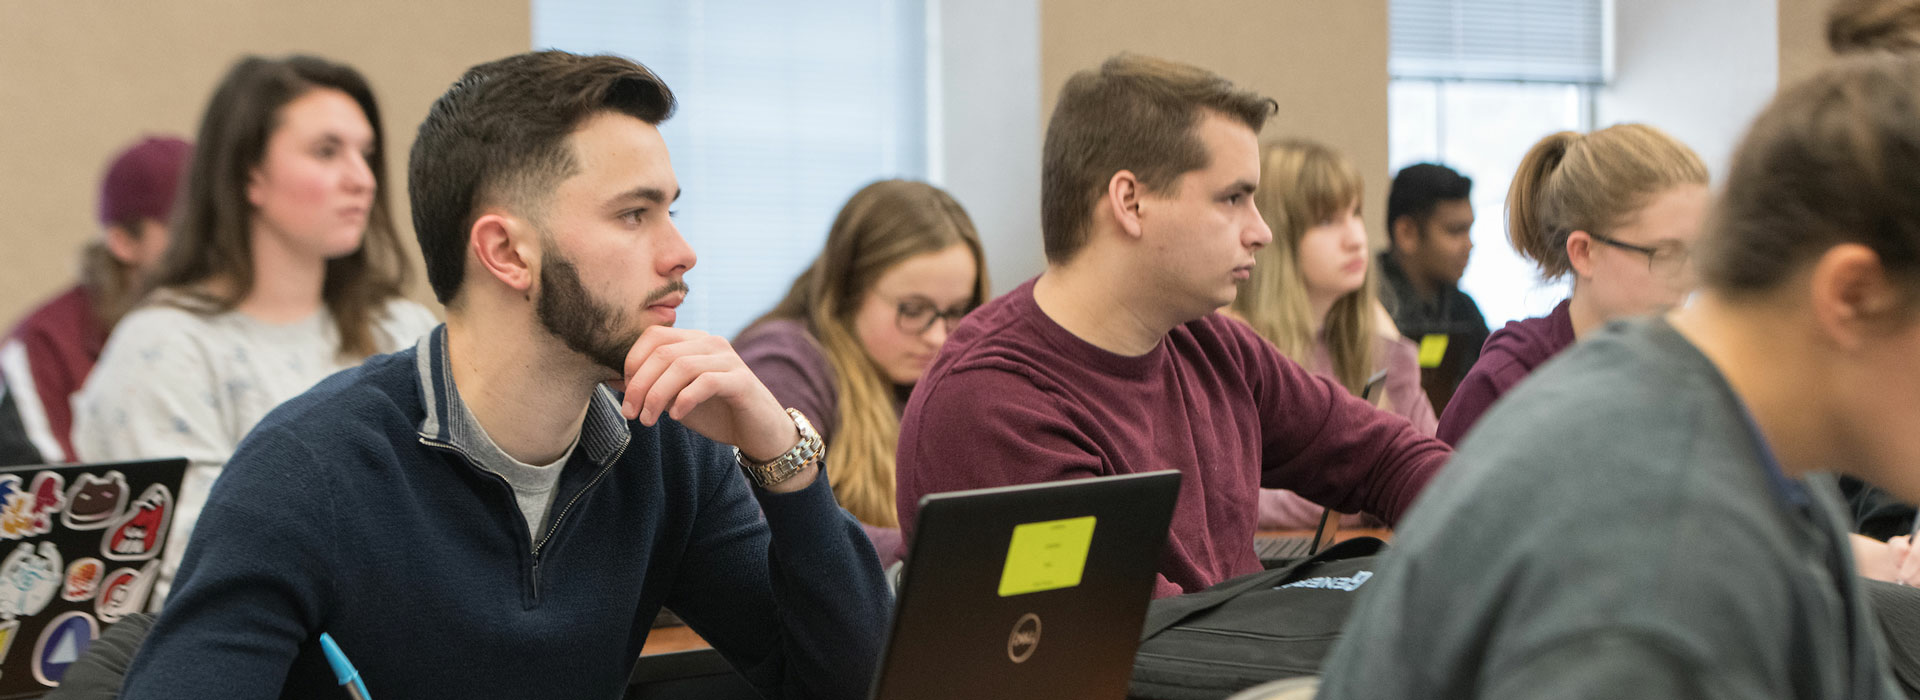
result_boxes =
[1485,629,1758,700]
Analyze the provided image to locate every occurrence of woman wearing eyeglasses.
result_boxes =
[1434,124,1709,446]
[736,179,989,567]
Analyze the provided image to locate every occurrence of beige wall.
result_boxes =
[0,0,531,324]
[1780,0,1835,88]
[1039,0,1391,246]
[1599,0,1779,178]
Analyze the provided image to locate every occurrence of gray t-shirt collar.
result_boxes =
[412,325,632,469]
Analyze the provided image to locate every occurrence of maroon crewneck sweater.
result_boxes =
[897,279,1451,597]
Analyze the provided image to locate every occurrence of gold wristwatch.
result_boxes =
[735,408,823,488]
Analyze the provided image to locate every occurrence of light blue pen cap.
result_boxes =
[318,632,371,699]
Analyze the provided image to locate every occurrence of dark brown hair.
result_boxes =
[1829,0,1920,53]
[1698,54,1920,301]
[410,51,676,305]
[749,180,988,527]
[1041,53,1278,264]
[148,55,408,359]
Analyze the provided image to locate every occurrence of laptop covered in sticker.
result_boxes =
[870,470,1181,700]
[0,458,187,697]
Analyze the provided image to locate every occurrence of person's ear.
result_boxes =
[102,224,141,266]
[470,211,541,298]
[1566,231,1596,279]
[1809,243,1903,350]
[1107,170,1145,240]
[1391,216,1419,256]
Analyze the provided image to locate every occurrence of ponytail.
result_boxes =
[1506,132,1581,278]
[1504,124,1708,281]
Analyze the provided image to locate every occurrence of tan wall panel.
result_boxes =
[1039,0,1390,246]
[1779,0,1834,89]
[0,0,531,324]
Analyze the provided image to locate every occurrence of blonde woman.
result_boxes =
[1231,140,1436,529]
[736,179,989,565]
[1434,124,1709,446]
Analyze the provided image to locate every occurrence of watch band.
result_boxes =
[735,408,823,488]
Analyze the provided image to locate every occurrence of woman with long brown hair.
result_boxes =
[1230,139,1436,529]
[736,179,988,565]
[72,55,436,602]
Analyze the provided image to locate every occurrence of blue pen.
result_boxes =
[318,633,372,700]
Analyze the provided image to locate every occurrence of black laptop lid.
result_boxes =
[872,470,1181,700]
[0,458,188,697]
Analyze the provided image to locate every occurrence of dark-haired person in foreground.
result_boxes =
[119,50,889,699]
[1318,55,1920,700]
[896,54,1449,599]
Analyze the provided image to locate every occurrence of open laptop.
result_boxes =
[1252,509,1341,565]
[0,458,188,698]
[869,470,1182,700]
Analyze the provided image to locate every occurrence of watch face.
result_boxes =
[739,408,824,488]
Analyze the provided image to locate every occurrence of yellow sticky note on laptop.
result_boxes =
[998,516,1097,597]
[1418,334,1449,368]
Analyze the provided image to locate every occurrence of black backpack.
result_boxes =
[1128,537,1387,700]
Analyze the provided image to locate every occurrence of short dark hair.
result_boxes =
[1386,163,1473,235]
[409,50,676,305]
[1828,0,1920,53]
[1041,53,1277,264]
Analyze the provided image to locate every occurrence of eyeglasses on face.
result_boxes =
[1588,232,1692,280]
[892,297,971,335]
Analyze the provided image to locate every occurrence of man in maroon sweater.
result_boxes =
[896,54,1452,598]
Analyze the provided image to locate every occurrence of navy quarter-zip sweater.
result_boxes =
[120,326,890,699]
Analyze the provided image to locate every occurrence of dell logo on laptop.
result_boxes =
[1007,613,1042,663]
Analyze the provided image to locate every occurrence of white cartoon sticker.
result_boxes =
[0,542,61,620]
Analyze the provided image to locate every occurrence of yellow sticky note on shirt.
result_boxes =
[1418,334,1449,368]
[998,516,1097,597]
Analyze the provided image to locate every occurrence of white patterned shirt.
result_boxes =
[71,297,438,604]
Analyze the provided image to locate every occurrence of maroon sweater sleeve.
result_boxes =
[1229,320,1450,525]
[1435,359,1507,446]
[895,365,1102,542]
[17,325,81,462]
[735,320,839,442]
[1434,335,1543,447]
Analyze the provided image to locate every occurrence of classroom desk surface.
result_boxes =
[638,527,1396,657]
[1260,527,1394,544]
[642,624,711,655]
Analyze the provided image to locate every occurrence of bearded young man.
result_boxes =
[117,51,889,700]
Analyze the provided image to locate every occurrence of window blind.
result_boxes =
[532,0,928,338]
[1391,0,1607,84]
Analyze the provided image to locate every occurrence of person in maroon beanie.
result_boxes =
[894,54,1451,599]
[0,136,191,463]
